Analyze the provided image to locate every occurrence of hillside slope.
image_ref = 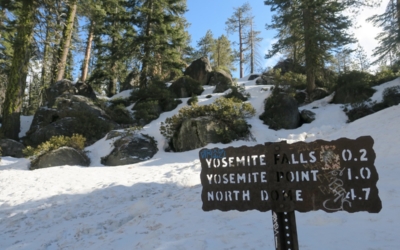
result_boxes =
[1,76,399,250]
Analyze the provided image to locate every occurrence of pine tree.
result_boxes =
[81,20,94,82]
[334,48,353,74]
[1,0,38,140]
[368,0,400,65]
[225,2,252,78]
[265,0,304,67]
[137,0,188,88]
[265,0,355,94]
[0,1,16,74]
[353,45,370,72]
[89,0,138,96]
[245,18,263,74]
[211,35,235,73]
[54,0,78,82]
[196,30,215,60]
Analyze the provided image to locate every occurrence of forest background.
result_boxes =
[0,0,397,141]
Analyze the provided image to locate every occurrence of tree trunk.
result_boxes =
[1,0,37,140]
[0,8,5,40]
[139,1,153,88]
[81,20,94,82]
[302,5,316,95]
[397,0,400,42]
[55,0,77,81]
[249,21,254,74]
[39,14,52,107]
[238,12,244,78]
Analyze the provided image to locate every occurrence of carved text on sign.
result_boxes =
[199,136,382,213]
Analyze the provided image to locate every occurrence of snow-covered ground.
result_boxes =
[1,76,400,250]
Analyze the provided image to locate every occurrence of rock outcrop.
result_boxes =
[45,79,96,108]
[260,93,301,130]
[26,95,115,146]
[172,116,228,152]
[169,76,204,98]
[184,57,212,85]
[30,147,90,170]
[0,139,25,158]
[208,69,234,93]
[101,132,158,166]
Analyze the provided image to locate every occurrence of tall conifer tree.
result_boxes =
[264,0,355,93]
[368,0,400,65]
[137,0,187,88]
[246,18,263,74]
[197,30,215,60]
[225,2,252,78]
[54,0,77,82]
[211,35,235,73]
[1,0,38,140]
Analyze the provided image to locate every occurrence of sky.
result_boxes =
[184,0,389,77]
[1,74,400,249]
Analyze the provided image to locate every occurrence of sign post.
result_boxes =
[272,211,299,250]
[199,136,382,248]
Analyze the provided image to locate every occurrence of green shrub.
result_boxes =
[109,97,131,107]
[336,70,373,88]
[382,86,400,107]
[333,71,376,104]
[187,94,198,106]
[67,111,114,144]
[345,102,375,122]
[278,71,307,90]
[23,134,86,157]
[224,84,250,101]
[131,80,180,124]
[160,97,255,142]
[133,100,161,124]
[105,103,134,124]
[372,67,399,86]
[206,94,212,98]
[96,97,134,124]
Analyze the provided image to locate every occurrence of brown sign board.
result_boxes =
[199,136,382,213]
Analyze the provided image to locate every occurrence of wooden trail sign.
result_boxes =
[199,136,382,250]
[199,136,382,213]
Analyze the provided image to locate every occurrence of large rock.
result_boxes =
[28,117,79,146]
[309,88,329,102]
[184,57,212,85]
[294,91,307,105]
[300,109,316,124]
[169,76,204,98]
[172,116,228,152]
[30,147,90,170]
[55,95,109,119]
[259,93,301,130]
[101,133,158,166]
[248,74,260,81]
[0,139,25,158]
[75,81,97,100]
[208,70,234,93]
[256,73,275,85]
[45,79,96,107]
[26,95,115,146]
